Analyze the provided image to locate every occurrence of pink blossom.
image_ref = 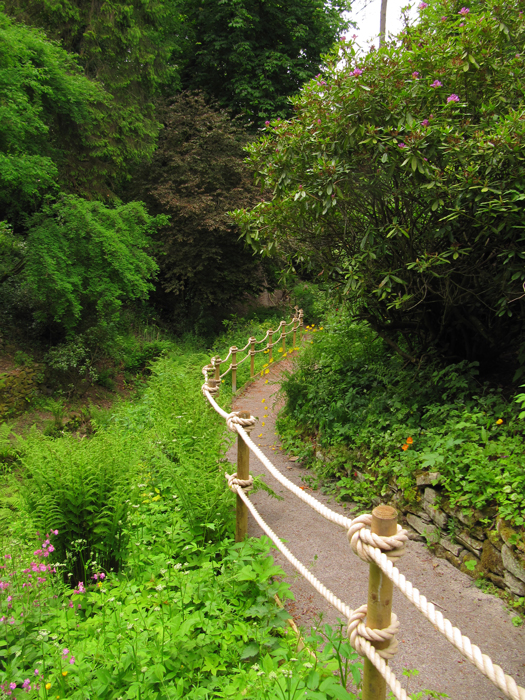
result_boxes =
[340,35,346,41]
[68,601,74,608]
[264,121,270,126]
[47,545,54,553]
[22,680,30,689]
[431,80,442,88]
[100,573,105,580]
[352,34,358,40]
[441,15,447,20]
[4,555,11,560]
[352,68,363,77]
[398,143,406,148]
[447,93,460,102]
[458,7,469,15]
[53,530,59,535]
[34,670,39,676]
[317,119,321,124]
[418,2,428,8]
[412,71,419,78]
[69,657,75,664]
[62,648,69,656]
[9,683,16,690]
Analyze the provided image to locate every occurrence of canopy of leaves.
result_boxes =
[3,0,182,188]
[24,196,162,331]
[131,92,265,324]
[179,0,351,126]
[0,12,112,218]
[234,0,525,366]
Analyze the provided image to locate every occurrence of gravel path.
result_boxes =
[225,356,525,700]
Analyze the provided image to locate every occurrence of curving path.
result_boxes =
[226,356,525,700]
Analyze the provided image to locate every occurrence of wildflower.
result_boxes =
[421,119,429,126]
[69,657,75,664]
[34,670,39,676]
[265,380,268,384]
[398,143,406,148]
[496,418,504,425]
[22,680,31,690]
[259,434,263,438]
[441,15,447,20]
[265,121,270,126]
[352,68,363,77]
[46,684,52,690]
[62,672,67,677]
[262,399,266,403]
[265,369,269,374]
[458,6,469,15]
[447,94,460,102]
[402,444,409,451]
[406,437,413,444]
[262,422,265,426]
[10,684,16,690]
[278,347,283,353]
[418,1,428,8]
[431,80,442,88]
[317,119,321,124]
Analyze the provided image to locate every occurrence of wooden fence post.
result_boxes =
[292,316,297,351]
[298,309,304,342]
[235,410,251,542]
[281,321,286,355]
[250,337,255,377]
[268,329,273,363]
[231,347,237,393]
[362,505,398,700]
[214,356,221,382]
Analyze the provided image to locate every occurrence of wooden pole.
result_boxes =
[250,338,255,377]
[281,321,286,355]
[268,329,273,363]
[214,356,221,382]
[292,318,297,351]
[362,505,398,700]
[231,347,237,393]
[299,310,304,343]
[235,410,251,542]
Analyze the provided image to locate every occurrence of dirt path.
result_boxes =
[226,357,525,700]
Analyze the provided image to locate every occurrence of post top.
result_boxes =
[372,504,397,521]
[237,409,251,418]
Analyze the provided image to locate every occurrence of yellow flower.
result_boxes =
[46,684,52,690]
[270,358,274,363]
[262,399,266,403]
[62,671,68,677]
[259,433,263,438]
[319,327,324,330]
[265,369,269,374]
[278,347,283,353]
[283,353,287,358]
[263,363,268,368]
[221,380,225,383]
[262,422,265,426]
[496,418,504,425]
[265,380,268,384]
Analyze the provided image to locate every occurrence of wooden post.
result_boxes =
[249,338,255,377]
[231,347,237,393]
[299,310,304,342]
[268,329,273,363]
[214,356,221,382]
[235,410,251,542]
[281,321,286,355]
[362,505,398,700]
[292,317,297,351]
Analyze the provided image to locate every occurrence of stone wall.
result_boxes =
[391,472,525,598]
[0,367,40,419]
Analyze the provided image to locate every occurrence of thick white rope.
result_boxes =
[233,483,408,700]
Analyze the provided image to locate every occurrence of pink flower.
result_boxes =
[62,648,69,657]
[340,35,346,41]
[431,80,442,88]
[53,530,59,535]
[441,15,447,20]
[317,119,321,124]
[69,657,75,664]
[352,68,363,77]
[352,34,358,40]
[447,93,460,102]
[421,119,429,126]
[4,555,11,560]
[264,121,270,126]
[47,545,54,553]
[458,7,469,15]
[418,2,428,8]
[398,143,406,148]
[22,680,30,689]
[9,683,16,690]
[100,573,105,580]
[412,71,419,78]
[68,601,74,608]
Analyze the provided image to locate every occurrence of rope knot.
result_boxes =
[347,604,400,660]
[226,411,257,432]
[224,472,254,492]
[202,379,220,397]
[347,514,408,564]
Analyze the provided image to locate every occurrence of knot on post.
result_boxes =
[347,513,408,563]
[347,604,400,660]
[224,472,254,492]
[226,411,256,433]
[202,379,220,397]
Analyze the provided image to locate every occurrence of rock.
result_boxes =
[487,528,504,552]
[371,497,381,507]
[315,451,324,461]
[423,487,439,505]
[501,545,525,583]
[504,570,525,597]
[456,531,483,557]
[422,504,448,529]
[460,553,482,579]
[440,537,463,558]
[486,572,506,590]
[406,513,439,543]
[497,518,525,553]
[406,529,425,542]
[407,507,431,523]
[434,543,462,568]
[442,503,481,528]
[481,540,504,576]
[416,472,442,487]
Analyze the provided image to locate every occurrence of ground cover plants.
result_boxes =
[277,308,525,530]
[0,323,364,699]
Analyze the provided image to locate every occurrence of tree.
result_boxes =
[179,0,351,126]
[131,92,265,324]
[233,0,525,367]
[3,0,182,187]
[24,196,163,331]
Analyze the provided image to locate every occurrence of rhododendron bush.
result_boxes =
[234,0,525,367]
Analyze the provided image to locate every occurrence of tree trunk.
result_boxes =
[379,0,387,45]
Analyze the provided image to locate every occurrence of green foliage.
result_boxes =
[234,0,525,364]
[179,0,352,126]
[3,0,181,187]
[24,195,162,331]
[131,92,265,326]
[0,11,112,215]
[277,311,525,526]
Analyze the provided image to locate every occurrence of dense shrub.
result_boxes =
[234,0,525,366]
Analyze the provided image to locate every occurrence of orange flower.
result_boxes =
[402,444,409,451]
[406,437,413,444]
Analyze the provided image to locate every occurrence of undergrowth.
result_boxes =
[277,310,525,528]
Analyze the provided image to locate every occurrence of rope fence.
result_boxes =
[200,314,525,700]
